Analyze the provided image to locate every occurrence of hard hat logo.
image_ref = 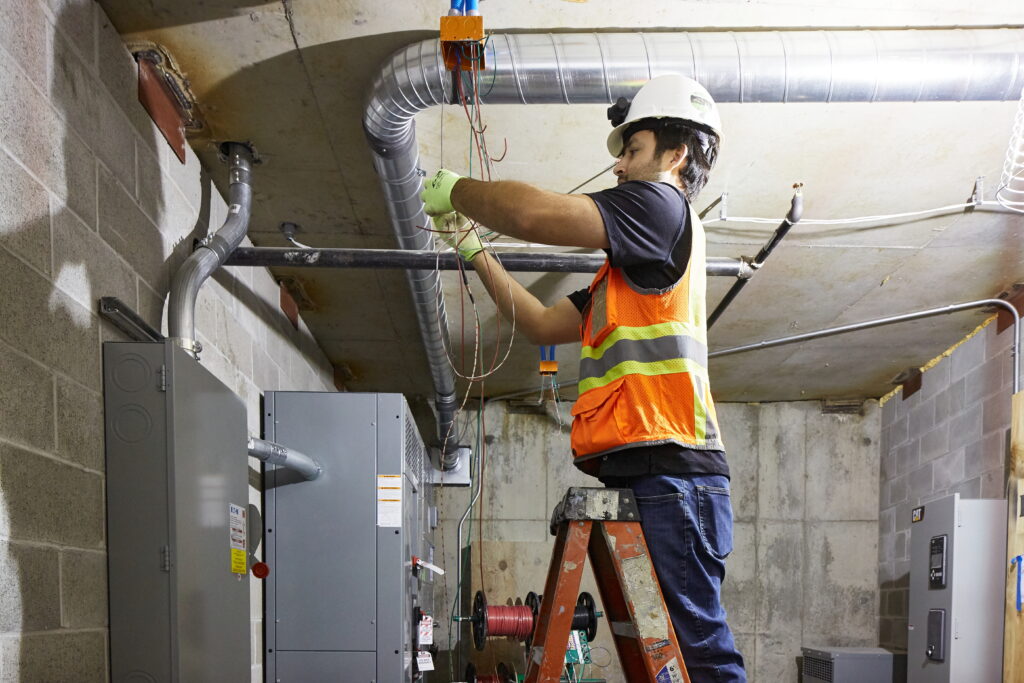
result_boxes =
[605,74,722,157]
[690,94,712,113]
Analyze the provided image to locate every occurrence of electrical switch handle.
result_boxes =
[412,555,445,576]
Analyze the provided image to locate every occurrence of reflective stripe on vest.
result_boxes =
[578,331,708,394]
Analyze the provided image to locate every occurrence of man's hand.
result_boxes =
[432,212,484,261]
[420,169,463,216]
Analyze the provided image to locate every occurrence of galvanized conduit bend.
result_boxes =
[364,29,1024,469]
[709,299,1021,394]
[247,436,322,481]
[168,143,255,355]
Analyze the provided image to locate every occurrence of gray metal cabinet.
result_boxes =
[104,341,251,682]
[907,493,1006,683]
[264,392,436,683]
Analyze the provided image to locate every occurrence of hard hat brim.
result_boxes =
[606,121,630,158]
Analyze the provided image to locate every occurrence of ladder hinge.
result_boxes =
[159,365,168,392]
[161,545,172,572]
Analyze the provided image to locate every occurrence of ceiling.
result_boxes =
[98,0,1024,407]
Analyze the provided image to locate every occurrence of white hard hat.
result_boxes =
[606,74,722,157]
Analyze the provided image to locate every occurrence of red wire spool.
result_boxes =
[486,604,536,641]
[472,590,536,650]
[472,589,600,651]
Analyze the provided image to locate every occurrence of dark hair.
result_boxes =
[623,118,720,200]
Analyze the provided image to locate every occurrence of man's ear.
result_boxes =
[666,143,688,172]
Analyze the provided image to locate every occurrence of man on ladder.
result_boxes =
[423,75,746,683]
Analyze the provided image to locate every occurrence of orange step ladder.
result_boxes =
[525,487,691,683]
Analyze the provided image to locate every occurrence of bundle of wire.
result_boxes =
[484,604,536,641]
[429,36,525,681]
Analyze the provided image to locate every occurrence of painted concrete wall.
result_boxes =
[877,318,1013,652]
[435,399,881,682]
[0,2,334,680]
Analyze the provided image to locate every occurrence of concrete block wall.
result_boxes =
[878,318,1013,651]
[435,399,880,683]
[0,2,334,681]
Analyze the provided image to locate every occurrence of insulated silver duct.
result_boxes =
[363,29,1024,468]
[169,142,255,356]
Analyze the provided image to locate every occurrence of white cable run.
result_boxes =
[997,85,1024,214]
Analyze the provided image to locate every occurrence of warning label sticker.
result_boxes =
[229,503,247,575]
[377,474,403,527]
[418,615,434,646]
[656,658,685,683]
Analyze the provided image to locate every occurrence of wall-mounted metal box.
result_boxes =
[907,493,1006,683]
[103,341,251,682]
[264,392,436,682]
[802,646,906,683]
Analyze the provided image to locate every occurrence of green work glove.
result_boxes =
[432,212,483,261]
[420,168,463,216]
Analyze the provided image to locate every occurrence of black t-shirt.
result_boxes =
[571,181,729,479]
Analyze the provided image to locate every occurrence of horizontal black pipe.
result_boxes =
[225,247,751,277]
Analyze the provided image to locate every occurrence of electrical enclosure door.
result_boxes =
[104,341,251,682]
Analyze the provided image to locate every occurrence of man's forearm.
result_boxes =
[450,178,609,249]
[472,250,546,333]
[470,251,581,345]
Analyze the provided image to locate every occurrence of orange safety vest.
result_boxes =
[570,202,723,462]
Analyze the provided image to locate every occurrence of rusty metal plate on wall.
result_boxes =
[138,58,186,164]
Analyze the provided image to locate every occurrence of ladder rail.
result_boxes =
[523,487,691,683]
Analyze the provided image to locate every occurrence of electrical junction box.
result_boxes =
[907,493,1006,683]
[801,647,905,683]
[103,341,251,682]
[264,392,436,682]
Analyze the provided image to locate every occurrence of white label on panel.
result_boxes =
[377,474,403,527]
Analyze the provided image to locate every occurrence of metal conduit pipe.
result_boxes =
[168,142,255,356]
[364,29,1024,469]
[709,299,1021,393]
[247,436,322,481]
[225,247,754,277]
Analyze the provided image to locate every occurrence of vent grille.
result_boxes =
[404,406,425,483]
[802,654,833,682]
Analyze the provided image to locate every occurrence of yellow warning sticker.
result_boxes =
[231,548,247,575]
[229,503,247,575]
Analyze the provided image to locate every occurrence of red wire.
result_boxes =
[485,605,536,641]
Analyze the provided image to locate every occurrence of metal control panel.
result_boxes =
[264,392,437,682]
[928,535,947,590]
[907,494,1005,683]
[103,341,251,682]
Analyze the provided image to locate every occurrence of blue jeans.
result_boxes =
[602,474,747,683]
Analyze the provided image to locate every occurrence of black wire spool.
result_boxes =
[523,591,542,650]
[573,591,599,642]
[523,591,599,647]
[471,590,489,651]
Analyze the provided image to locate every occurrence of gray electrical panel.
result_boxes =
[907,493,1006,683]
[103,341,251,682]
[264,392,437,682]
[801,646,905,683]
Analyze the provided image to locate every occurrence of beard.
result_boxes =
[617,158,673,185]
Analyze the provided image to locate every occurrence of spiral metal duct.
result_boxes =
[363,29,1024,468]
